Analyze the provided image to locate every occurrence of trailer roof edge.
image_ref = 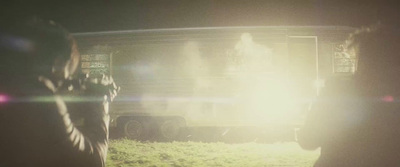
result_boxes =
[72,26,356,37]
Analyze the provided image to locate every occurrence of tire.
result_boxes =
[123,119,150,141]
[158,119,182,141]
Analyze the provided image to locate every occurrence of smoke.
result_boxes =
[180,41,205,77]
[115,32,297,126]
[133,41,212,120]
[233,33,273,75]
[160,33,287,125]
[228,33,295,124]
[166,41,213,121]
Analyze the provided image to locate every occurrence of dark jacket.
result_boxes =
[298,79,400,167]
[0,78,109,167]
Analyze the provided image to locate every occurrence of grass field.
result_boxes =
[106,139,319,167]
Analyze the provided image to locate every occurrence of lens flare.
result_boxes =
[382,95,394,102]
[0,94,10,103]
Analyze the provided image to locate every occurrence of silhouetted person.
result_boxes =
[297,25,400,166]
[0,19,117,167]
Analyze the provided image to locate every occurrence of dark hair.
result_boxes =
[0,18,79,81]
[345,24,400,75]
[345,24,400,94]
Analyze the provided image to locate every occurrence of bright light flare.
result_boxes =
[382,95,394,102]
[240,76,300,126]
[0,94,10,103]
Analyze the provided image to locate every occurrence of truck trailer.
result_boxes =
[73,26,355,141]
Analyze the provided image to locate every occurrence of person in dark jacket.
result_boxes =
[0,19,118,167]
[297,25,400,167]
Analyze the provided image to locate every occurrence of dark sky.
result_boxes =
[2,0,399,32]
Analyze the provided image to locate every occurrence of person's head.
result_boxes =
[345,24,400,81]
[0,18,80,82]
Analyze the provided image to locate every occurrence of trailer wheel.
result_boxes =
[123,119,149,141]
[159,119,182,141]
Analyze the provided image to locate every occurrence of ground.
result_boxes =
[106,139,319,167]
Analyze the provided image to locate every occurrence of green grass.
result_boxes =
[106,139,319,167]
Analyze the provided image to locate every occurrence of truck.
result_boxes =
[73,26,355,141]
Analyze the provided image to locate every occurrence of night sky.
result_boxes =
[2,0,399,32]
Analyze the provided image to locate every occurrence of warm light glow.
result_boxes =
[233,75,300,126]
[124,32,314,127]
